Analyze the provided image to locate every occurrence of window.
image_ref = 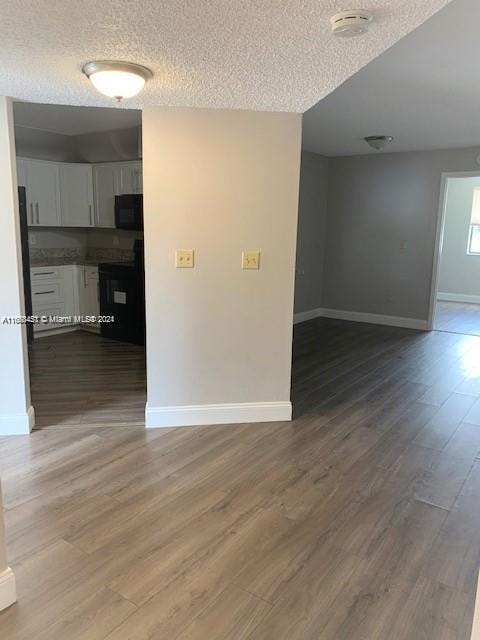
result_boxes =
[468,188,480,254]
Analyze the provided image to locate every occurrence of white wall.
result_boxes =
[0,479,16,611]
[438,176,480,301]
[0,96,33,435]
[294,151,329,314]
[322,147,480,322]
[143,107,302,427]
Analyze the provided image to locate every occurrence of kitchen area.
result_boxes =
[14,101,146,428]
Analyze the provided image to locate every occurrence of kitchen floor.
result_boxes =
[1,318,479,639]
[29,330,146,429]
[435,300,480,336]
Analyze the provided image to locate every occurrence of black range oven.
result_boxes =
[115,194,143,230]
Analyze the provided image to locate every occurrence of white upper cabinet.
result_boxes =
[18,158,61,227]
[17,157,141,229]
[93,161,142,228]
[59,163,94,227]
[120,161,143,195]
[92,163,121,228]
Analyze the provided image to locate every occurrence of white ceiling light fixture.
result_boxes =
[364,135,394,150]
[82,60,153,101]
[330,11,373,37]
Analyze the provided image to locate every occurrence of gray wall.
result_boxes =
[28,227,140,251]
[322,147,480,321]
[294,151,329,314]
[14,126,77,162]
[75,126,141,163]
[28,228,86,249]
[438,176,480,298]
[15,125,141,163]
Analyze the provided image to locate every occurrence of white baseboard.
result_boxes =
[146,401,292,428]
[293,308,325,324]
[438,292,480,305]
[0,568,16,612]
[472,570,480,640]
[294,306,427,330]
[34,325,80,339]
[34,325,100,339]
[0,405,34,435]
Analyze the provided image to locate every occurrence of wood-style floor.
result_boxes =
[29,331,146,428]
[435,300,480,337]
[1,318,480,639]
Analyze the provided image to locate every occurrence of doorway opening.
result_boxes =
[430,172,480,337]
[14,101,146,429]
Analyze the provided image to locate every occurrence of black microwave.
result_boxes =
[115,194,143,230]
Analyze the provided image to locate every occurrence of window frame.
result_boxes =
[467,223,480,255]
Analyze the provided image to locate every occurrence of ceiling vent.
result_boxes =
[330,11,373,37]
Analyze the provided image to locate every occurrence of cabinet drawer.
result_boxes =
[32,281,65,307]
[33,303,66,332]
[31,267,65,281]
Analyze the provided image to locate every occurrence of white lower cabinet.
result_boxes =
[78,266,100,330]
[31,265,99,334]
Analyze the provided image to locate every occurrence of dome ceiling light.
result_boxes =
[82,60,153,101]
[364,135,394,151]
[330,11,373,37]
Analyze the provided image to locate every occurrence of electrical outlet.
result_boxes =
[29,233,36,246]
[242,250,260,270]
[175,249,194,268]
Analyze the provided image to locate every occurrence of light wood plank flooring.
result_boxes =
[29,331,146,428]
[435,300,480,336]
[1,318,479,639]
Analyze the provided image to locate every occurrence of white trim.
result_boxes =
[146,401,292,428]
[0,405,34,435]
[34,325,80,339]
[0,567,16,612]
[437,292,480,304]
[472,570,480,640]
[293,307,324,324]
[33,325,100,339]
[428,170,480,331]
[293,307,427,330]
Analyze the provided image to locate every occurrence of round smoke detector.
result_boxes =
[330,10,373,37]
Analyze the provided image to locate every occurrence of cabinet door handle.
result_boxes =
[35,202,40,224]
[34,290,55,295]
[33,271,55,276]
[89,204,93,226]
[30,203,34,224]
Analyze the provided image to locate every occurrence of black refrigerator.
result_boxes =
[18,186,33,344]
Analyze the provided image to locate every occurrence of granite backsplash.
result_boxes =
[29,247,134,267]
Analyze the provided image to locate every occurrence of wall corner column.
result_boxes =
[0,96,34,435]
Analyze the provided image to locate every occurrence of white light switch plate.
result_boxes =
[242,250,260,270]
[175,249,194,268]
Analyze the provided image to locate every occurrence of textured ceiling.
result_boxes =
[0,0,450,112]
[13,102,141,135]
[303,0,480,155]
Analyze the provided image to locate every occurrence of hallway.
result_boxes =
[435,301,480,337]
[0,318,478,639]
